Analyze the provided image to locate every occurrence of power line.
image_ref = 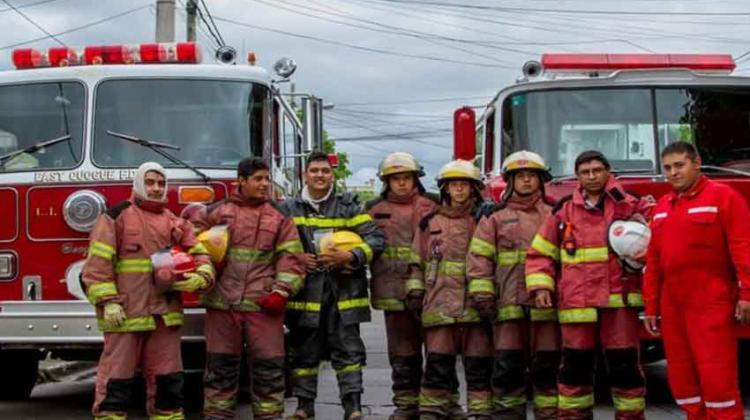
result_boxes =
[333,129,453,146]
[212,15,514,68]
[0,4,152,50]
[176,0,220,50]
[199,0,225,45]
[0,0,60,13]
[196,2,224,47]
[330,108,448,118]
[2,0,65,46]
[335,95,490,106]
[375,0,750,16]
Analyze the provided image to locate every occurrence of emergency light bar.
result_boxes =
[541,53,736,72]
[12,42,201,69]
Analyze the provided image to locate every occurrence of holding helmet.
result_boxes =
[608,219,651,270]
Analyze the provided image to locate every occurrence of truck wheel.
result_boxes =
[0,350,40,401]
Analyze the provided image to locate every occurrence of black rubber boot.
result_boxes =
[343,393,364,420]
[286,397,315,420]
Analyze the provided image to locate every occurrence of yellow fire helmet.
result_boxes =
[197,224,230,264]
[377,152,424,180]
[319,230,364,254]
[501,150,552,182]
[436,159,482,186]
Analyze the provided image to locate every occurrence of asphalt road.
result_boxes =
[1,313,747,419]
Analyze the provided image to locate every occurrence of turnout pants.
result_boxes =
[420,324,493,418]
[287,301,367,401]
[202,309,285,420]
[558,307,645,420]
[661,295,744,419]
[93,318,184,420]
[493,308,560,420]
[385,310,423,418]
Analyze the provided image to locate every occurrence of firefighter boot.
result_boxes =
[343,392,364,420]
[286,397,315,420]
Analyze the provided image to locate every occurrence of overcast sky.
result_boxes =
[1,0,749,189]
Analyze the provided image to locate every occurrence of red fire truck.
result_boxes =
[0,42,324,400]
[453,53,750,364]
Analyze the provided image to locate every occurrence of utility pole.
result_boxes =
[155,0,176,42]
[186,0,198,42]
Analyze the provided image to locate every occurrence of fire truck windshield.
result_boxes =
[93,79,268,169]
[0,81,84,173]
[502,86,750,177]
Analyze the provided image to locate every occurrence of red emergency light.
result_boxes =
[541,53,736,72]
[12,42,202,69]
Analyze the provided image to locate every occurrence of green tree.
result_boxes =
[323,132,352,188]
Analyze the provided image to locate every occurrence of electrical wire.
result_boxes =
[0,4,153,50]
[335,95,490,106]
[199,0,225,45]
[2,0,65,46]
[0,0,60,13]
[212,14,515,68]
[196,1,224,47]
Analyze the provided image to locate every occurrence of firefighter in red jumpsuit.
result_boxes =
[83,162,214,420]
[190,157,305,420]
[366,152,438,420]
[467,151,559,419]
[643,141,750,419]
[408,159,494,420]
[525,151,652,420]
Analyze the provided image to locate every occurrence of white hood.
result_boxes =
[133,162,167,202]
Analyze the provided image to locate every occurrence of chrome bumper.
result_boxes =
[0,301,206,344]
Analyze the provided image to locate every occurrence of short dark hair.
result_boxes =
[305,150,331,170]
[661,141,699,161]
[575,150,611,173]
[237,157,269,178]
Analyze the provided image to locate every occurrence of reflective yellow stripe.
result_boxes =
[526,273,555,290]
[559,394,595,410]
[405,278,425,292]
[607,293,644,308]
[497,304,525,321]
[393,393,419,406]
[94,415,127,420]
[292,214,373,228]
[372,298,406,311]
[494,395,526,408]
[276,239,304,254]
[497,249,526,266]
[149,410,184,420]
[469,237,496,259]
[382,246,420,263]
[335,363,362,375]
[356,242,374,263]
[530,308,557,322]
[292,367,319,378]
[196,264,215,277]
[286,301,321,312]
[276,272,304,292]
[338,297,369,311]
[422,308,481,328]
[161,311,184,327]
[98,315,156,332]
[89,241,116,260]
[115,258,152,273]
[252,400,284,414]
[468,278,495,294]
[558,308,598,323]
[438,261,465,276]
[227,247,273,263]
[468,396,494,411]
[419,393,452,407]
[533,394,558,408]
[458,307,481,323]
[560,246,609,264]
[531,234,560,261]
[613,396,646,411]
[187,243,209,255]
[200,294,261,311]
[87,282,118,304]
[204,396,237,411]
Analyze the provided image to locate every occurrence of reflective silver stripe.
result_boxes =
[653,212,668,220]
[675,396,701,405]
[688,206,718,214]
[705,400,736,408]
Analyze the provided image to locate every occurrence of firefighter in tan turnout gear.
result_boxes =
[466,151,559,419]
[366,152,439,420]
[408,159,493,420]
[82,162,214,420]
[190,157,306,420]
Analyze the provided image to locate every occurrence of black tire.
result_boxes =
[0,350,41,401]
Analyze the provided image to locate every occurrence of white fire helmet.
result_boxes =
[608,220,651,270]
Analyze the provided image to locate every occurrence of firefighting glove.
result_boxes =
[172,272,208,293]
[472,293,497,320]
[103,302,126,329]
[406,291,424,313]
[257,290,289,315]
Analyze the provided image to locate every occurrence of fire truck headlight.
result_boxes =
[0,252,17,280]
[63,190,107,233]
